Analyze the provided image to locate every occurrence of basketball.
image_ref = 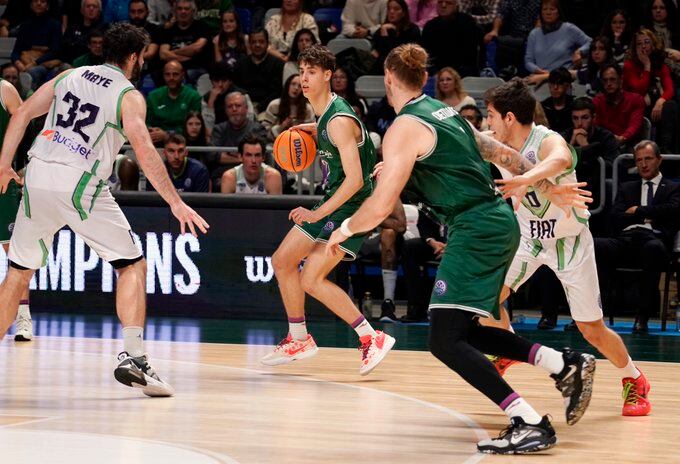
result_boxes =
[273,129,316,172]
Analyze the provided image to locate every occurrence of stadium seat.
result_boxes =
[462,76,504,107]
[0,37,16,66]
[196,73,212,96]
[532,81,551,101]
[355,75,385,105]
[264,8,280,25]
[235,8,252,34]
[19,72,32,93]
[572,82,587,97]
[314,8,342,32]
[327,38,371,55]
[641,116,652,140]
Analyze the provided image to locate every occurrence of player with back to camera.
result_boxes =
[260,44,396,375]
[326,43,597,454]
[0,23,209,397]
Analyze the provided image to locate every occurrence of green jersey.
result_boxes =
[400,94,499,224]
[0,78,19,243]
[316,94,375,206]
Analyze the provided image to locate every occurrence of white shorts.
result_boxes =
[9,159,141,269]
[504,228,603,322]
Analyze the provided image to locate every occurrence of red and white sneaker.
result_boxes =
[622,371,651,416]
[261,333,319,366]
[358,330,396,376]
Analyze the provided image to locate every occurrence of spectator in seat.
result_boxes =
[72,30,105,67]
[62,0,106,64]
[435,67,476,111]
[541,67,575,133]
[341,0,387,39]
[405,0,437,29]
[261,74,314,139]
[221,134,282,194]
[643,0,680,63]
[108,155,140,191]
[331,66,368,115]
[283,28,317,84]
[148,0,173,28]
[128,0,163,79]
[595,140,680,334]
[201,62,253,134]
[593,63,645,148]
[149,134,211,192]
[371,0,421,71]
[623,28,679,154]
[213,10,249,69]
[183,111,218,172]
[366,96,396,139]
[11,0,65,89]
[159,0,211,84]
[524,0,591,86]
[195,0,234,35]
[0,0,60,37]
[1,63,32,99]
[459,103,484,130]
[146,60,203,145]
[458,0,501,31]
[577,36,614,97]
[484,0,541,74]
[211,91,269,190]
[601,9,634,68]
[232,29,284,112]
[421,0,481,76]
[265,0,319,62]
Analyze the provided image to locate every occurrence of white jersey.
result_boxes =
[234,163,268,194]
[497,124,589,240]
[29,64,135,184]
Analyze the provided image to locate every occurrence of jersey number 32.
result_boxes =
[56,91,100,143]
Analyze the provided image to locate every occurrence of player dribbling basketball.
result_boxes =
[261,44,395,375]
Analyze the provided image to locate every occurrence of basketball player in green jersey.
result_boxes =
[327,44,596,454]
[479,78,651,417]
[261,44,396,375]
[0,77,33,341]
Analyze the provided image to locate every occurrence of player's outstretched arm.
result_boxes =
[121,90,209,237]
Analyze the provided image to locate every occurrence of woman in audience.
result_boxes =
[524,0,592,85]
[623,28,679,153]
[265,0,319,62]
[643,0,680,72]
[577,36,614,96]
[601,9,633,67]
[282,28,317,84]
[331,66,368,115]
[372,0,421,71]
[260,74,314,139]
[435,67,476,111]
[183,111,218,174]
[405,0,437,29]
[213,10,249,69]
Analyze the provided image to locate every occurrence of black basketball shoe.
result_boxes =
[477,415,557,454]
[114,351,175,397]
[551,348,596,425]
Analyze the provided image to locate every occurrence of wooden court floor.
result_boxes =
[1,336,678,463]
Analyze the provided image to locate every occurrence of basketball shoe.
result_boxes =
[14,315,33,342]
[550,348,596,425]
[358,330,396,375]
[622,371,651,416]
[114,352,175,397]
[477,415,557,454]
[260,333,319,366]
[486,355,520,376]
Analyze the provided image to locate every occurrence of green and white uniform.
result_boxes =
[0,79,19,244]
[401,95,519,319]
[295,94,376,260]
[10,65,141,269]
[498,125,602,322]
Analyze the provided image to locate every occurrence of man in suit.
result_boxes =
[595,140,680,333]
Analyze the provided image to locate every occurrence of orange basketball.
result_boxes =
[273,129,317,172]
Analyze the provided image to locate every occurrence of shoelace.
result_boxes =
[622,380,640,405]
[358,340,371,361]
[495,422,518,440]
[275,336,293,350]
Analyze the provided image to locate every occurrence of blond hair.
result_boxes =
[384,43,428,90]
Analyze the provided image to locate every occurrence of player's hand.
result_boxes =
[326,228,349,257]
[289,206,319,225]
[543,182,593,217]
[371,161,384,180]
[290,123,317,138]
[495,174,532,205]
[0,165,21,194]
[170,201,210,237]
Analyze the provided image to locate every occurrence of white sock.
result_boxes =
[123,326,144,358]
[533,345,565,375]
[382,269,397,301]
[17,304,31,320]
[288,319,308,341]
[618,357,641,379]
[353,316,377,338]
[503,395,542,425]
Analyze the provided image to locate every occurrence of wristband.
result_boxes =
[340,218,354,237]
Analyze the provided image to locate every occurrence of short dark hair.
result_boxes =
[238,133,266,155]
[128,0,147,9]
[634,140,661,158]
[600,62,622,77]
[250,28,269,43]
[298,44,336,72]
[104,23,150,68]
[209,61,233,82]
[459,104,482,121]
[88,29,104,43]
[484,77,536,125]
[548,67,573,84]
[572,97,594,113]
[165,133,187,147]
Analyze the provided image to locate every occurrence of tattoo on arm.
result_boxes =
[533,179,554,193]
[474,130,531,175]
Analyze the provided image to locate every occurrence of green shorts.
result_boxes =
[295,201,367,261]
[429,198,520,319]
[0,180,20,244]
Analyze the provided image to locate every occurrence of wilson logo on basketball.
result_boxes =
[293,138,303,166]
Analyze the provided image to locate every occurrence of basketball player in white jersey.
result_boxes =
[221,134,282,194]
[480,78,651,417]
[0,23,209,397]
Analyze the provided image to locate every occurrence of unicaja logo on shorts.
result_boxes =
[323,221,335,232]
[434,279,447,296]
[41,129,93,159]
